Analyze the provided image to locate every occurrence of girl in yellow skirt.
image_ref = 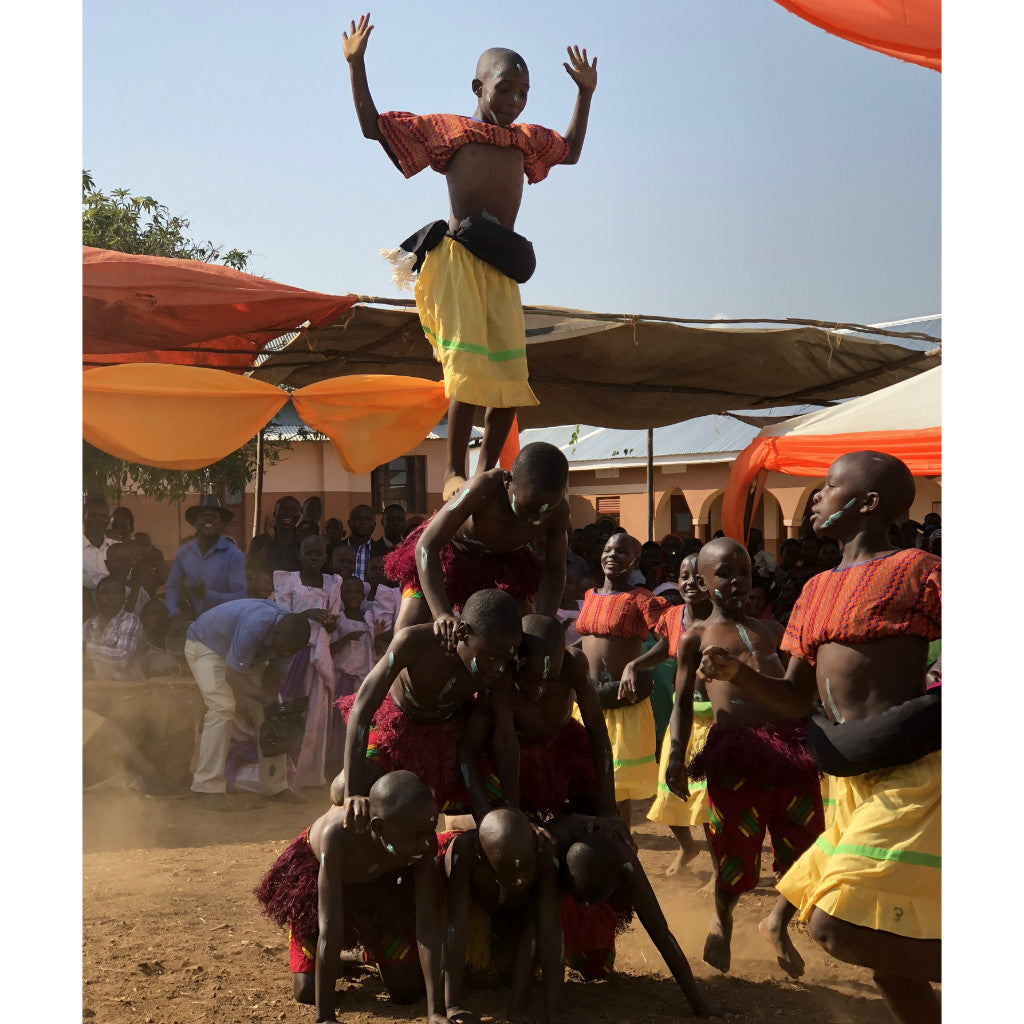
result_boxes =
[572,534,673,827]
[629,554,716,874]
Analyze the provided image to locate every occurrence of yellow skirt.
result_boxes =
[647,701,713,827]
[820,774,836,831]
[415,237,539,409]
[575,700,658,801]
[777,751,941,940]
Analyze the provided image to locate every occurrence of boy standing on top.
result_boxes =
[698,451,941,1024]
[342,13,597,499]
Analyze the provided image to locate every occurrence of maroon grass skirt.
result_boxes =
[383,519,543,611]
[688,721,818,790]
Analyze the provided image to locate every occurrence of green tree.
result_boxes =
[83,170,252,268]
[83,171,289,503]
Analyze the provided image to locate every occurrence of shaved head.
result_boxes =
[696,536,749,575]
[368,770,437,821]
[476,47,528,80]
[832,450,916,518]
[478,807,536,877]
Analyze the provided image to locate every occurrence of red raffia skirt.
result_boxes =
[336,692,474,813]
[688,721,818,790]
[516,719,598,816]
[383,519,543,611]
[253,829,418,973]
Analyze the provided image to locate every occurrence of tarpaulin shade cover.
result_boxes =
[83,246,358,370]
[84,365,451,475]
[722,366,941,540]
[254,303,940,430]
[773,1,941,71]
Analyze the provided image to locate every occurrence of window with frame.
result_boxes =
[371,456,427,514]
[596,496,621,523]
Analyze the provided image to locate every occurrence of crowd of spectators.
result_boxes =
[83,493,941,802]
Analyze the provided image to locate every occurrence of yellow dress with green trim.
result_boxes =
[647,699,713,827]
[415,238,539,409]
[777,751,941,939]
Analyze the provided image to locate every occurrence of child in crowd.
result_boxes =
[138,599,185,677]
[440,808,563,1024]
[665,537,824,976]
[255,770,446,1024]
[339,589,523,830]
[385,442,571,645]
[342,13,596,497]
[329,544,358,581]
[83,575,143,682]
[548,813,721,1018]
[273,535,342,789]
[573,533,673,827]
[697,451,941,1024]
[458,614,623,836]
[365,554,400,656]
[634,554,715,877]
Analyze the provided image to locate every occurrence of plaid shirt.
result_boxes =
[84,608,143,682]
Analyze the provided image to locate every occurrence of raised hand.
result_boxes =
[342,12,373,63]
[563,45,597,93]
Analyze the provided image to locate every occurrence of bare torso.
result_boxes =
[445,144,525,230]
[512,664,577,743]
[451,473,568,555]
[387,627,478,724]
[815,634,930,723]
[695,617,792,729]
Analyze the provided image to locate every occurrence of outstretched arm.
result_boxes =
[664,636,700,800]
[342,12,401,168]
[570,652,619,821]
[412,854,448,1024]
[341,632,408,828]
[456,697,498,823]
[315,825,346,1023]
[535,506,570,616]
[561,45,597,165]
[622,848,722,1018]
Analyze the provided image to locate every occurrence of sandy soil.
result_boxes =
[82,788,920,1023]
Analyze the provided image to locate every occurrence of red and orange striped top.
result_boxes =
[782,548,941,667]
[377,112,570,184]
[654,605,687,658]
[575,588,672,641]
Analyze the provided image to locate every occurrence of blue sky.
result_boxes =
[82,1,941,325]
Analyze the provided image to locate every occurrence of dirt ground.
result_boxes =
[83,788,926,1024]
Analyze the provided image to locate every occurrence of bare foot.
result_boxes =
[697,875,717,896]
[665,845,701,877]
[447,1006,483,1024]
[758,916,805,979]
[702,917,732,974]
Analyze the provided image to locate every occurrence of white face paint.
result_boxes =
[419,548,429,570]
[539,503,549,513]
[386,842,396,855]
[471,657,478,674]
[542,656,551,680]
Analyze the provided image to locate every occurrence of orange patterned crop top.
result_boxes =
[782,548,941,668]
[377,112,570,184]
[654,605,687,658]
[575,588,672,641]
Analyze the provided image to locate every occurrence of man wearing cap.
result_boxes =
[165,494,246,620]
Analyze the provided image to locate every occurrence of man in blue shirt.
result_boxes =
[166,495,247,619]
[185,598,312,810]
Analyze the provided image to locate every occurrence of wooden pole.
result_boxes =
[646,427,654,542]
[253,429,265,540]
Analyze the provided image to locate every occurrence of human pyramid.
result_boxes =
[255,15,941,1024]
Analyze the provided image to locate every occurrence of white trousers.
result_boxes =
[184,639,288,795]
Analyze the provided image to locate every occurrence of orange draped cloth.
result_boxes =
[772,1,941,72]
[721,427,942,542]
[83,365,449,475]
[82,246,357,369]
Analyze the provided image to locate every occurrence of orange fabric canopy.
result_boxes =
[83,364,449,475]
[721,365,941,540]
[82,246,358,370]
[773,0,941,71]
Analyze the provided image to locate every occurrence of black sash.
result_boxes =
[395,216,536,283]
[804,689,941,776]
